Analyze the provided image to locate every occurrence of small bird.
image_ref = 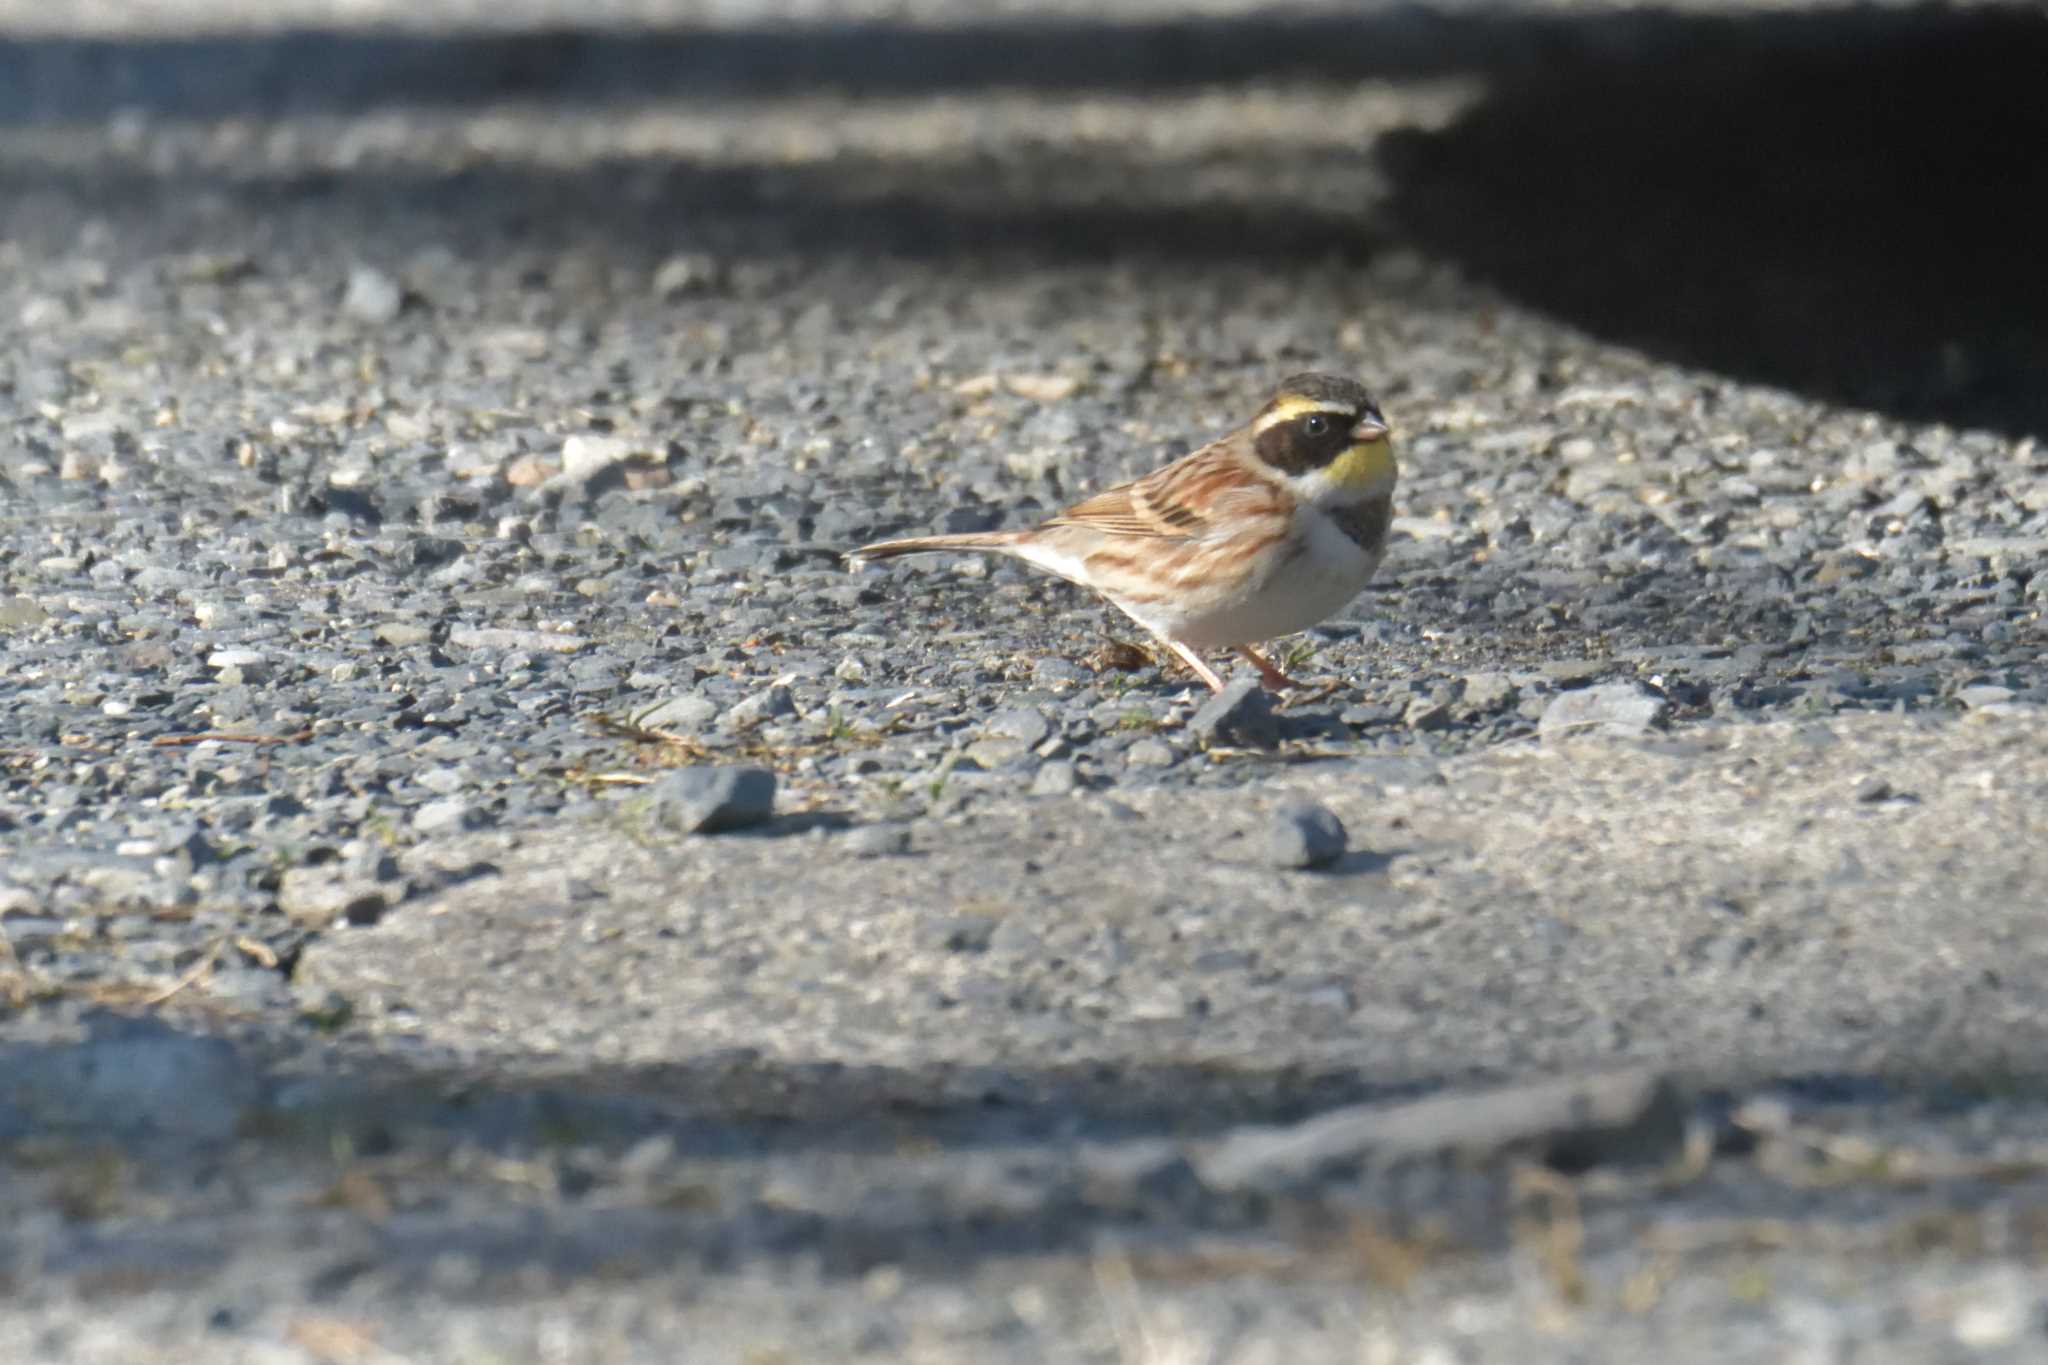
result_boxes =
[849,374,1396,693]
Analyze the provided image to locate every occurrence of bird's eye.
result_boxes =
[1301,414,1330,437]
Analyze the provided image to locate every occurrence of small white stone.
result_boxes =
[561,433,632,481]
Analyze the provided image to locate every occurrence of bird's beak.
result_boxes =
[1352,413,1391,442]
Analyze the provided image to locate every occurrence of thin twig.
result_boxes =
[142,936,226,1006]
[150,728,314,749]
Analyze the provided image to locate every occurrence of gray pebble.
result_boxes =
[1189,678,1278,749]
[448,627,590,654]
[961,737,1029,769]
[1125,981,1189,1021]
[844,824,911,858]
[1261,801,1348,870]
[1031,761,1078,796]
[637,695,719,731]
[1124,738,1177,768]
[560,434,632,482]
[985,706,1052,751]
[653,251,724,297]
[413,797,480,834]
[644,766,776,834]
[1404,696,1454,731]
[1460,672,1520,713]
[277,868,396,926]
[1538,682,1668,742]
[726,684,798,728]
[374,622,433,648]
[0,596,50,630]
[1956,685,2016,709]
[341,264,405,324]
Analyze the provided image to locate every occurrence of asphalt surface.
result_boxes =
[3,2,2048,1362]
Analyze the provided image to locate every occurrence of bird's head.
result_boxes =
[1249,373,1396,503]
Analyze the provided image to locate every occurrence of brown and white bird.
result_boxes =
[848,373,1396,693]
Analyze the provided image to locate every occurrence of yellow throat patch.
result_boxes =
[1324,437,1397,494]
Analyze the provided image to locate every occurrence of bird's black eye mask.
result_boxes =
[1258,408,1360,474]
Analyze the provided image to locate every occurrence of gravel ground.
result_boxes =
[3,2,2047,1361]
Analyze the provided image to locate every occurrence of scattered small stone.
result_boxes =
[504,454,554,488]
[560,434,632,482]
[1032,658,1090,687]
[1260,801,1348,870]
[1403,696,1453,731]
[0,596,50,630]
[962,737,1028,768]
[341,264,405,324]
[1956,685,2016,709]
[278,869,398,927]
[653,251,725,297]
[1189,678,1279,749]
[1814,551,1880,584]
[1126,982,1188,1021]
[205,649,270,684]
[1124,738,1176,768]
[1538,682,1667,742]
[1854,776,1893,803]
[1460,672,1519,712]
[447,627,589,654]
[726,684,798,728]
[986,707,1052,751]
[374,623,433,648]
[636,695,718,731]
[843,824,911,857]
[413,798,480,834]
[1004,372,1080,402]
[643,767,776,834]
[1538,659,1608,686]
[1031,761,1078,796]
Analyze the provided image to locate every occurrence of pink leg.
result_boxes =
[1163,639,1228,693]
[1235,644,1307,692]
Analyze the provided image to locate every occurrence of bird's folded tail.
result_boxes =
[845,531,1025,566]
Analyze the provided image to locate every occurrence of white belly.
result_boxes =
[1118,513,1381,650]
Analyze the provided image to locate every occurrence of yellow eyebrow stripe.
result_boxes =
[1251,397,1356,434]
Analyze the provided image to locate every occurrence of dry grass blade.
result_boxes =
[142,936,227,1007]
[588,712,700,748]
[150,727,314,749]
[585,708,899,776]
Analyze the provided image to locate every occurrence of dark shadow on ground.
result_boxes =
[3,1006,2036,1294]
[4,8,2044,435]
[0,10,1771,121]
[1379,7,2048,436]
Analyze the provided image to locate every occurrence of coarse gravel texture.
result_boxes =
[3,1,2048,1362]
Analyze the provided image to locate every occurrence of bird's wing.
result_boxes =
[1044,441,1262,540]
